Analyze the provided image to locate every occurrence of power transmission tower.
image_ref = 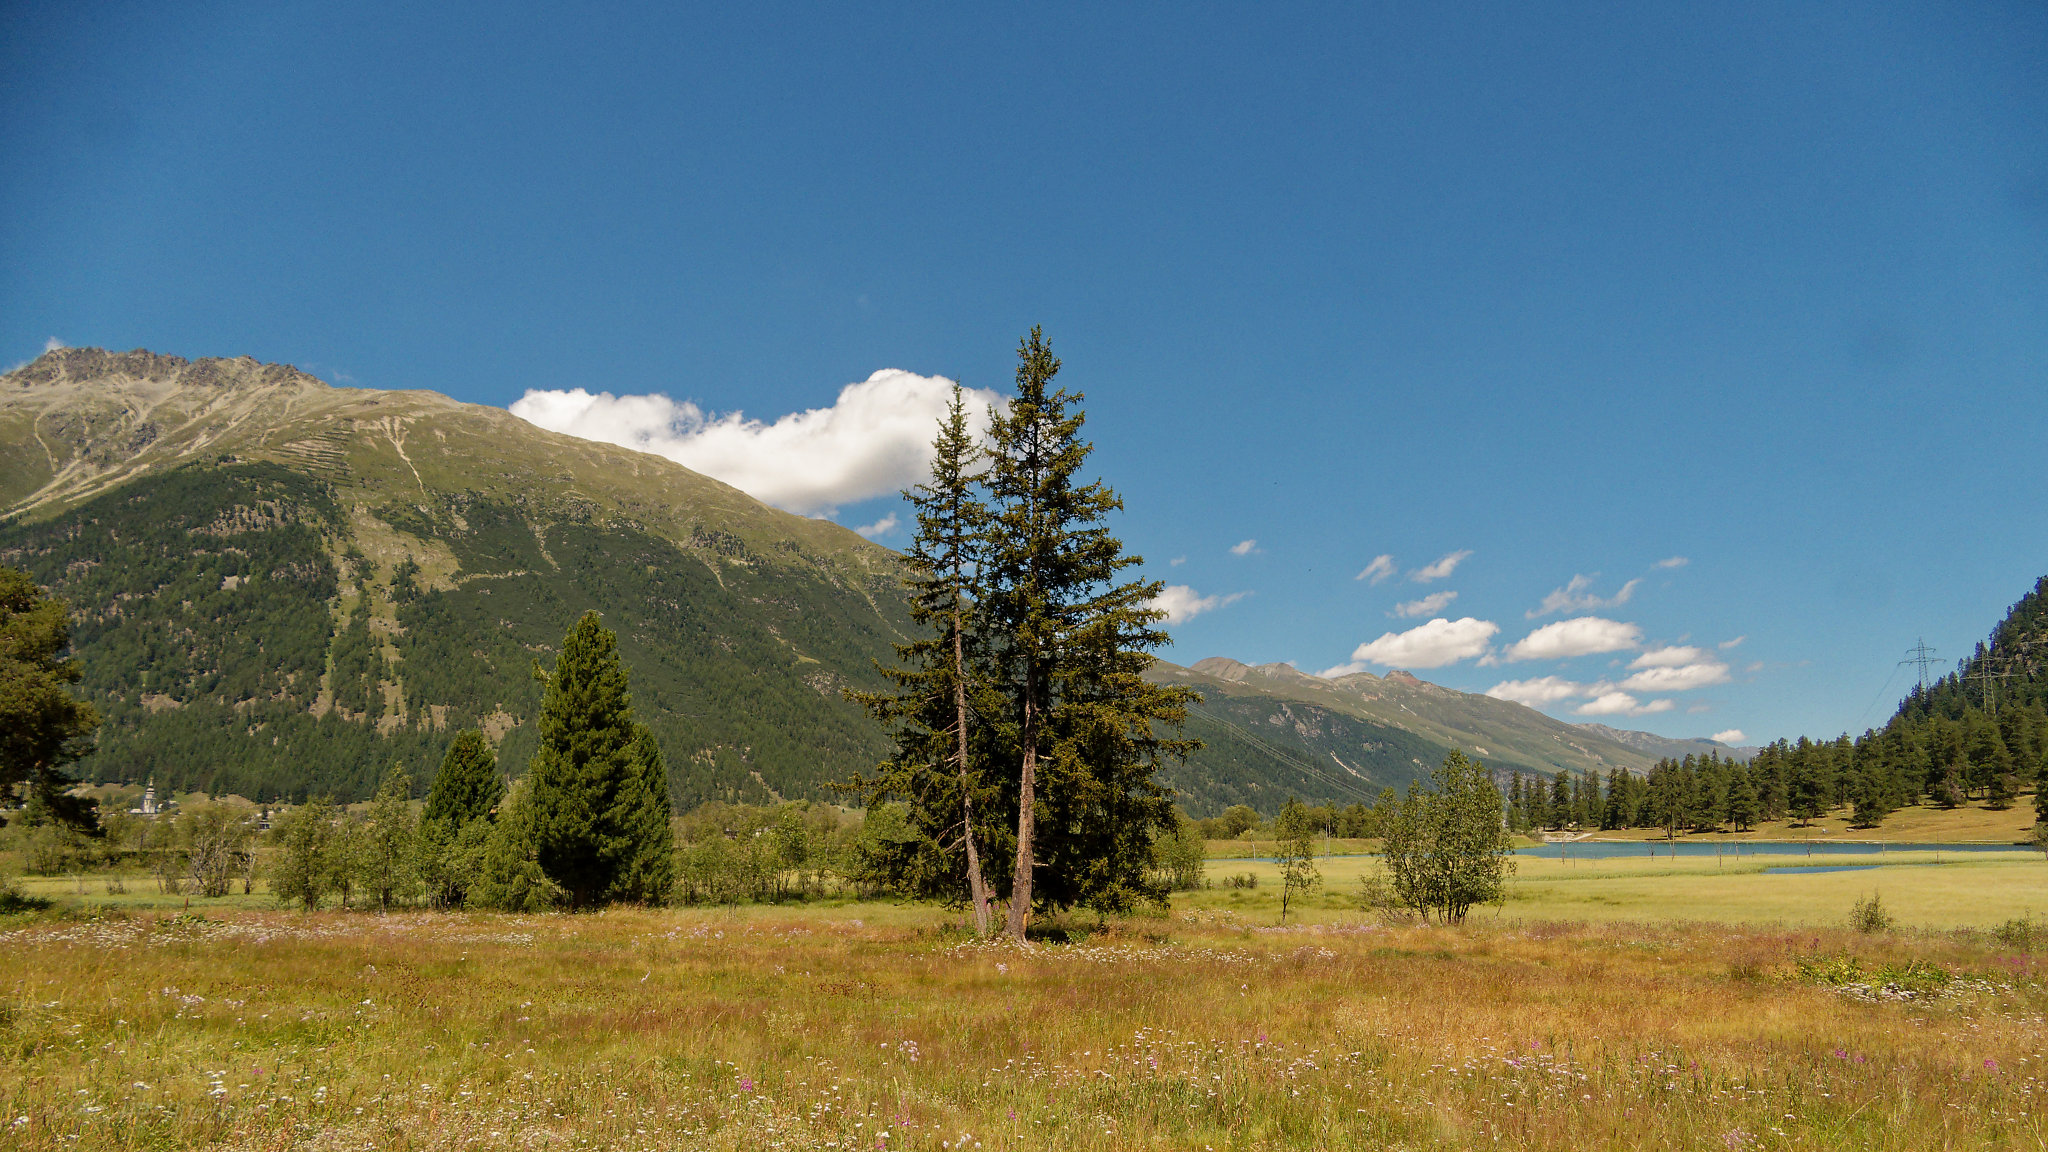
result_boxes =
[1900,639,1944,694]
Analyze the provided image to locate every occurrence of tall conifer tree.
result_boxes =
[983,327,1197,937]
[845,386,1003,933]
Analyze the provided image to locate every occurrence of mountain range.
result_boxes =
[2,347,1733,814]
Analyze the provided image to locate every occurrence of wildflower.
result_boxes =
[1985,1060,1999,1072]
[739,1077,754,1092]
[1833,1049,1847,1059]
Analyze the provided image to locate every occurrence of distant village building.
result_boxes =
[131,778,161,816]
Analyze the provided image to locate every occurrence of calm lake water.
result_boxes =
[1514,840,2034,860]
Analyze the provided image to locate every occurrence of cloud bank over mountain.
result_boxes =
[511,370,1004,516]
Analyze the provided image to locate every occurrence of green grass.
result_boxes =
[1183,849,2048,930]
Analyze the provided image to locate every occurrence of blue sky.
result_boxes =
[3,2,2044,744]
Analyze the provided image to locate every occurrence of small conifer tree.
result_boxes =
[426,730,503,829]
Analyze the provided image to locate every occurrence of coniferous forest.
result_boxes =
[1502,577,2048,836]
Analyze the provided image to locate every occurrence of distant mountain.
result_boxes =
[1573,724,1759,763]
[1146,657,1667,811]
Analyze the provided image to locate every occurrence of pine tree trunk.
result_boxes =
[952,612,991,937]
[1007,692,1038,940]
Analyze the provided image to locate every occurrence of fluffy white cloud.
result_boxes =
[1712,729,1746,744]
[1617,660,1730,692]
[1391,590,1458,618]
[1150,585,1248,624]
[1575,692,1675,717]
[1656,556,1690,569]
[1630,645,1704,669]
[509,370,1004,516]
[853,513,899,539]
[1503,617,1642,662]
[1230,539,1260,556]
[1355,554,1396,584]
[1411,550,1471,583]
[1719,635,1746,649]
[1527,574,1640,619]
[1485,676,1586,707]
[1323,617,1499,674]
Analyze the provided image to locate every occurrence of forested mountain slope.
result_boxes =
[1,348,914,806]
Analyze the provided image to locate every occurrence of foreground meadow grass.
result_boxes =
[3,901,2046,1151]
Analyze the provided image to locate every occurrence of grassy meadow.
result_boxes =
[5,846,2048,1150]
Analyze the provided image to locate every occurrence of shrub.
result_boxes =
[1150,813,1207,893]
[1223,872,1258,890]
[1992,914,2039,951]
[1850,892,1893,934]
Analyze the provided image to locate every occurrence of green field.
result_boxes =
[1190,849,2048,931]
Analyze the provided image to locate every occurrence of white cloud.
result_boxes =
[1485,676,1587,707]
[1150,585,1249,624]
[1617,660,1730,693]
[1718,635,1746,650]
[853,513,899,539]
[1230,539,1260,556]
[1391,590,1458,618]
[509,370,1004,516]
[1355,555,1396,584]
[1575,692,1674,717]
[1504,617,1642,662]
[1411,550,1471,583]
[1324,617,1499,673]
[1629,645,1705,669]
[1169,556,1187,567]
[1655,556,1689,569]
[1527,574,1641,619]
[1711,729,1746,744]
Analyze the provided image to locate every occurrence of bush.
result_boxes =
[1992,914,2039,951]
[1223,872,1258,890]
[1849,892,1894,934]
[1150,814,1207,892]
[0,876,52,914]
[1381,752,1514,925]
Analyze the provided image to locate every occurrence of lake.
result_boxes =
[1514,840,2035,860]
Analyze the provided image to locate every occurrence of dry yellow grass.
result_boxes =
[2,901,2045,1151]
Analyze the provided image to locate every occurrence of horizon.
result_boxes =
[4,4,2044,747]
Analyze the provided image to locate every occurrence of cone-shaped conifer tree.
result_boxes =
[526,611,673,908]
[425,729,503,830]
